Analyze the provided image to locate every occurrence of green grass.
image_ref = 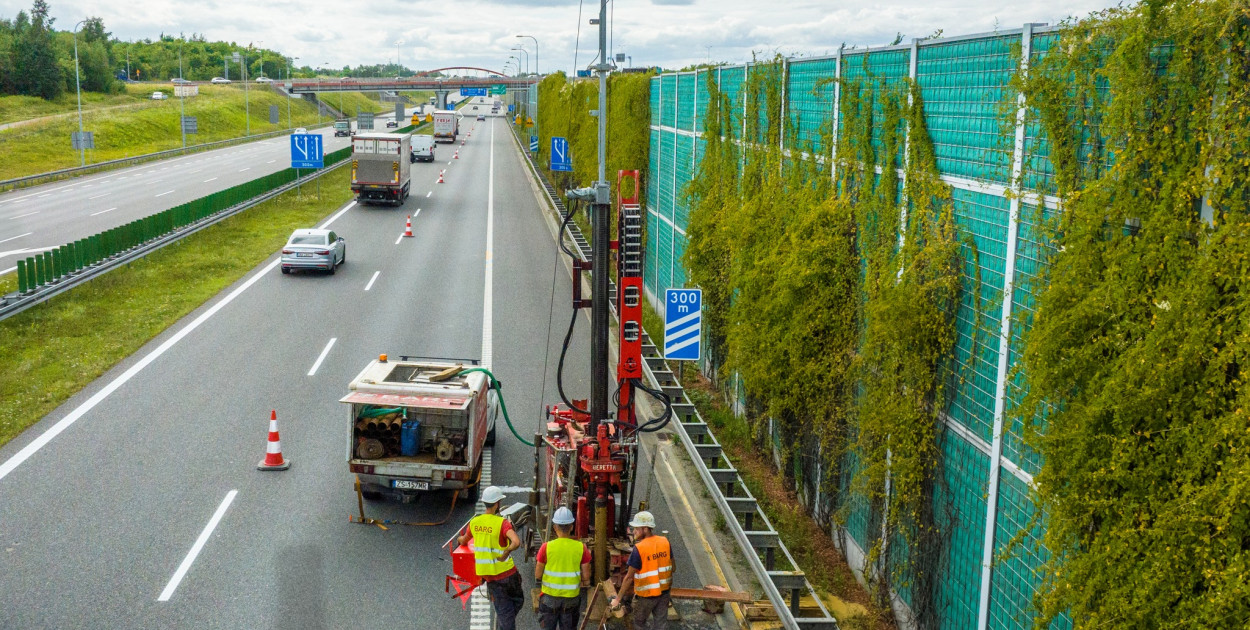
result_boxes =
[0,86,151,125]
[0,166,354,448]
[0,86,384,180]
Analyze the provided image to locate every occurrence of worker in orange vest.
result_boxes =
[458,486,525,630]
[610,511,674,629]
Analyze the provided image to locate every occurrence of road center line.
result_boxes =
[364,270,380,291]
[238,167,250,172]
[88,193,109,200]
[0,232,32,244]
[203,177,218,183]
[89,207,117,217]
[157,490,238,602]
[8,211,39,220]
[308,338,337,376]
[155,190,175,197]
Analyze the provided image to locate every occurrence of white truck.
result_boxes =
[432,110,458,143]
[410,134,436,162]
[344,356,498,501]
[350,132,411,206]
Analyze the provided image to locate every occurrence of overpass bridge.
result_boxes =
[288,68,540,109]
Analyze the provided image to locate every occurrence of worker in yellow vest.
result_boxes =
[534,506,591,629]
[458,486,524,630]
[611,511,674,630]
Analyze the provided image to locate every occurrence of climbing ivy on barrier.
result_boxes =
[1012,1,1250,627]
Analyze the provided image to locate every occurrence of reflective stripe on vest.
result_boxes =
[632,535,673,597]
[541,537,585,598]
[470,513,515,577]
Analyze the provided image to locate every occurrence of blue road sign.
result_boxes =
[290,133,323,169]
[550,136,572,172]
[664,288,702,361]
[530,135,539,152]
[461,87,487,97]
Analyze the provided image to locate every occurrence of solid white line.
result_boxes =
[0,253,287,483]
[0,232,32,244]
[155,190,175,197]
[481,123,494,368]
[319,201,356,229]
[157,490,238,602]
[89,207,118,217]
[88,193,109,200]
[8,211,38,220]
[308,337,337,376]
[1,266,14,275]
[364,270,379,291]
[37,194,50,198]
[203,177,218,183]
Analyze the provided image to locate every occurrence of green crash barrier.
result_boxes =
[17,259,28,293]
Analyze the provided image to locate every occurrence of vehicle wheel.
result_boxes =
[361,488,385,502]
[485,424,497,447]
[340,248,346,265]
[281,267,290,274]
[328,264,336,275]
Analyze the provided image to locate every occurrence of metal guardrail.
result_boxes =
[0,151,352,322]
[507,126,840,630]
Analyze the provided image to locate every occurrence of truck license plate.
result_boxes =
[393,479,429,490]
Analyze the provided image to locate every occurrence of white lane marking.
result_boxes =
[267,160,275,164]
[426,191,431,198]
[0,227,301,482]
[0,266,14,274]
[89,207,118,217]
[189,169,202,174]
[238,167,250,172]
[203,178,218,183]
[364,271,380,291]
[0,232,32,244]
[157,490,238,602]
[482,122,494,367]
[394,233,404,245]
[308,337,337,376]
[155,190,175,197]
[88,193,109,200]
[8,211,38,220]
[448,161,453,165]
[37,194,50,198]
[319,201,356,229]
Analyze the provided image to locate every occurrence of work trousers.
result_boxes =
[631,590,671,630]
[538,592,581,630]
[485,573,525,630]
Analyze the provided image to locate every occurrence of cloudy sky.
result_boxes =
[9,0,1119,74]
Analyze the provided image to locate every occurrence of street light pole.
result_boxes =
[395,39,404,78]
[287,56,298,130]
[179,40,186,149]
[72,20,86,167]
[517,34,539,142]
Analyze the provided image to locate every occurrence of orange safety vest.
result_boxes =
[632,535,673,597]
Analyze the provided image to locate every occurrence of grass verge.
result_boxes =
[0,86,382,180]
[682,379,896,630]
[0,88,148,125]
[0,166,354,447]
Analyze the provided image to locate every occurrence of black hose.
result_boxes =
[629,378,673,433]
[555,202,589,416]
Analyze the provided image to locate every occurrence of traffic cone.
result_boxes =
[454,151,459,159]
[404,216,414,237]
[438,171,445,184]
[257,410,290,471]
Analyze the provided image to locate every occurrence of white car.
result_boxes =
[281,229,345,274]
[255,76,273,83]
[210,77,231,84]
[293,127,308,135]
[150,91,167,100]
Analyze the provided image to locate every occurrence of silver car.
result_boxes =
[281,229,345,274]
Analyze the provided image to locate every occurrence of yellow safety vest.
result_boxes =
[541,538,585,598]
[470,513,515,578]
[633,536,673,597]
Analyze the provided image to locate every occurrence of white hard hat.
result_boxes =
[481,486,506,504]
[552,506,576,525]
[628,511,656,529]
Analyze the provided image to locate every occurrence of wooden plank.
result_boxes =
[669,587,753,603]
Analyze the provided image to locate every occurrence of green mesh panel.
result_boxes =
[672,233,688,288]
[660,74,677,128]
[656,217,673,291]
[650,76,662,127]
[646,209,661,297]
[747,63,774,144]
[933,431,990,628]
[841,49,911,163]
[717,66,746,140]
[674,134,695,228]
[916,36,1016,184]
[787,57,838,154]
[648,129,661,210]
[989,474,1074,630]
[946,188,1010,444]
[677,72,697,131]
[695,69,710,134]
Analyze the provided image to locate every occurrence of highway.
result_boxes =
[0,105,420,276]
[0,117,704,628]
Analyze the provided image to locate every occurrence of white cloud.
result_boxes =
[9,0,1119,73]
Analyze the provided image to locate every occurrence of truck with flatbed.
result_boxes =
[350,132,411,206]
[333,119,351,137]
[344,356,497,501]
[432,110,458,143]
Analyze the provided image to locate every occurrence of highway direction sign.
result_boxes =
[530,135,538,152]
[290,133,324,169]
[490,84,506,96]
[357,112,374,130]
[550,136,572,172]
[664,288,702,361]
[461,87,487,97]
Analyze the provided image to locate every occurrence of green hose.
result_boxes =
[459,368,536,447]
[359,407,405,418]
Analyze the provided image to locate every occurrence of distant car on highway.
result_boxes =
[210,77,231,84]
[477,114,486,121]
[150,91,167,100]
[386,119,398,128]
[293,127,308,135]
[281,229,345,274]
[255,76,273,83]
[170,77,190,84]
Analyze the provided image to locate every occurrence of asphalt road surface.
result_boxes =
[0,118,703,629]
[0,106,420,276]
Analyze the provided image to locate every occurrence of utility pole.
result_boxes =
[72,20,86,167]
[178,40,186,149]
